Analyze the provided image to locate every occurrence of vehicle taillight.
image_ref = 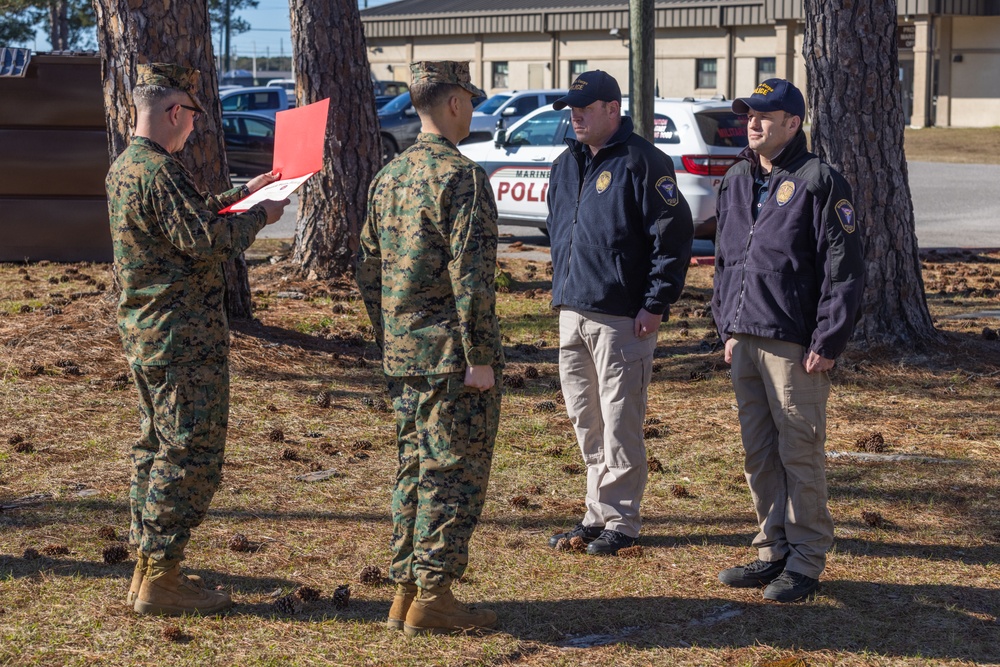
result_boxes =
[681,155,737,176]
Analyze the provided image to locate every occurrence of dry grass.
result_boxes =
[903,127,1000,164]
[1,252,999,666]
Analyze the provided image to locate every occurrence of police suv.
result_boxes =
[459,97,748,238]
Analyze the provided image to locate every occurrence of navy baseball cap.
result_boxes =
[733,78,805,119]
[553,70,622,110]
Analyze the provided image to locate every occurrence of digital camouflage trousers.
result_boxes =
[388,371,501,590]
[129,360,229,563]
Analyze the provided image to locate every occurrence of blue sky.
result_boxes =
[28,1,397,59]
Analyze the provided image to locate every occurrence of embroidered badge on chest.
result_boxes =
[596,171,612,193]
[655,175,679,206]
[776,181,795,206]
[835,199,856,233]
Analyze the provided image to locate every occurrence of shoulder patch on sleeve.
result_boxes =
[835,199,856,233]
[655,175,679,206]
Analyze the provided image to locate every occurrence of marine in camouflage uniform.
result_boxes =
[356,62,503,628]
[107,62,284,614]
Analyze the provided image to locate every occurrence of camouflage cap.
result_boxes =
[136,62,206,114]
[409,61,485,98]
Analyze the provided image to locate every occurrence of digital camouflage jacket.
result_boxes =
[357,132,503,376]
[107,136,267,366]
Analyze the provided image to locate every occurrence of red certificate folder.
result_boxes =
[219,97,329,213]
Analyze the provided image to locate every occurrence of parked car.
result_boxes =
[378,91,489,163]
[265,78,297,107]
[466,89,567,142]
[266,78,295,91]
[221,111,274,176]
[372,79,408,97]
[220,86,291,120]
[459,97,748,238]
[377,91,419,163]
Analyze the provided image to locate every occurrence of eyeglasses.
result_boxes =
[166,103,202,121]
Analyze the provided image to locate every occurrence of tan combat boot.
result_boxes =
[128,550,204,607]
[127,550,147,607]
[386,582,418,630]
[133,559,231,616]
[403,585,497,636]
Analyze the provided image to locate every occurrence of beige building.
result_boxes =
[361,0,1000,128]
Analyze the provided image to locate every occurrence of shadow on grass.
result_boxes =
[0,553,295,593]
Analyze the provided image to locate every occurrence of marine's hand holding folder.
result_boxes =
[220,97,330,213]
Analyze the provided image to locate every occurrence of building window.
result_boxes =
[696,58,717,89]
[492,62,509,89]
[569,60,587,81]
[756,57,776,84]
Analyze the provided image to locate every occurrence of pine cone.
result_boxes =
[13,441,34,454]
[617,545,644,559]
[102,544,129,565]
[314,391,332,408]
[97,525,117,541]
[533,400,557,414]
[295,585,321,602]
[333,584,351,609]
[358,565,382,585]
[42,544,69,556]
[509,495,529,509]
[568,536,587,553]
[862,510,886,528]
[670,484,690,498]
[502,374,525,389]
[647,457,664,473]
[274,594,303,614]
[525,366,540,379]
[227,533,251,552]
[268,428,285,443]
[855,432,886,453]
[161,625,184,641]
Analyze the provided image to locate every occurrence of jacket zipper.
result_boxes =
[563,148,591,303]
[732,172,770,329]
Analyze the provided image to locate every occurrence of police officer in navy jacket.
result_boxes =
[545,70,694,556]
[712,78,865,602]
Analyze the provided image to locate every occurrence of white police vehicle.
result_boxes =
[459,97,748,238]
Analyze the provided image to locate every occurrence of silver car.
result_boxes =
[466,89,567,142]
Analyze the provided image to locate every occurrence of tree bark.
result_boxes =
[289,0,381,279]
[804,0,940,349]
[94,0,254,318]
[628,0,654,142]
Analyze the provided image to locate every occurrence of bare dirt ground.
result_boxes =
[1,248,998,666]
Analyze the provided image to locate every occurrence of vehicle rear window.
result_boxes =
[477,94,511,115]
[696,111,748,148]
[652,114,680,144]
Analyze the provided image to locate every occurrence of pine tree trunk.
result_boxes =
[803,0,940,349]
[290,0,381,278]
[94,0,254,318]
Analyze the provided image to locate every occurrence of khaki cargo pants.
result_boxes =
[559,308,657,538]
[730,334,834,579]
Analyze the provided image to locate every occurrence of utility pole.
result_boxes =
[629,0,655,142]
[224,0,232,73]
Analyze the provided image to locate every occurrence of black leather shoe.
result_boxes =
[585,529,637,555]
[763,570,819,602]
[548,523,604,548]
[718,558,787,588]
